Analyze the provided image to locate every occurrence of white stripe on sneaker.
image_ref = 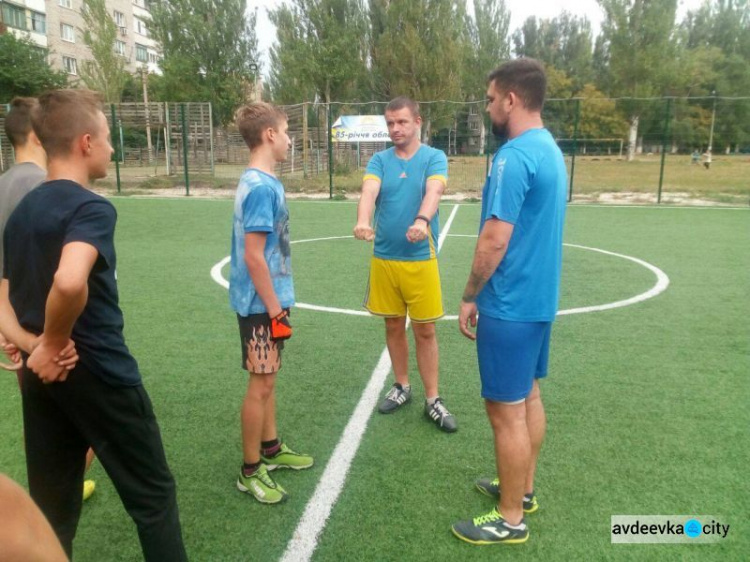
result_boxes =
[482,527,510,539]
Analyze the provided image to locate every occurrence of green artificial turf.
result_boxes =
[0,200,747,561]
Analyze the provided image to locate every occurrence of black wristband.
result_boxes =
[415,215,430,224]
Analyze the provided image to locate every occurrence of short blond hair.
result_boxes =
[235,102,287,150]
[31,89,104,158]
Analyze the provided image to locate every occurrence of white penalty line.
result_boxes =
[279,204,461,562]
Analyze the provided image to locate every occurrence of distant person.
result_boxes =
[0,96,96,503]
[452,58,567,545]
[691,150,700,165]
[231,102,313,505]
[0,89,187,560]
[702,149,712,169]
[353,97,457,432]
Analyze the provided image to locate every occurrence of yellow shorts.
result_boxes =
[363,257,444,322]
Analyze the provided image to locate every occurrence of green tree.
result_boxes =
[682,0,749,59]
[149,0,259,124]
[541,66,575,139]
[0,31,68,100]
[512,12,595,90]
[268,0,368,104]
[545,83,628,155]
[79,0,130,102]
[267,4,316,104]
[672,1,750,152]
[463,0,511,98]
[457,0,510,154]
[577,84,628,140]
[712,54,750,152]
[370,0,467,140]
[596,0,680,160]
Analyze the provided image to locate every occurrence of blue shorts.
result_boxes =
[476,316,552,403]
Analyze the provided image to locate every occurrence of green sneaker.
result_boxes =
[261,443,314,471]
[452,508,529,545]
[236,465,288,504]
[475,477,538,513]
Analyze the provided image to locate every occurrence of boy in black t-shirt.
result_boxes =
[0,90,187,561]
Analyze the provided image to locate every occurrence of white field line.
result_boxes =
[556,244,670,315]
[212,234,670,323]
[210,257,230,289]
[279,204,461,562]
[210,236,354,291]
[443,236,670,317]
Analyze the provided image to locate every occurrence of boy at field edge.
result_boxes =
[0,89,187,560]
[230,102,313,504]
[0,96,97,503]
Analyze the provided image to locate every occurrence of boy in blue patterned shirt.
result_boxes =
[230,103,313,505]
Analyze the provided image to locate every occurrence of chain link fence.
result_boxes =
[1,97,748,204]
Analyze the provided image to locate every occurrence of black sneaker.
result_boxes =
[475,478,538,513]
[378,383,412,413]
[424,397,457,432]
[452,508,529,545]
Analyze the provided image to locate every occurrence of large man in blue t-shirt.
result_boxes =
[451,59,567,546]
[353,97,457,432]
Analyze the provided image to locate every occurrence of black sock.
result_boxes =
[243,461,261,477]
[261,438,281,457]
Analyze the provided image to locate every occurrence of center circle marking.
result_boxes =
[210,235,670,319]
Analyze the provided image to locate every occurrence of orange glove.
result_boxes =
[270,310,292,341]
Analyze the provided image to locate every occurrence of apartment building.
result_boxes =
[1,0,48,47]
[0,0,161,78]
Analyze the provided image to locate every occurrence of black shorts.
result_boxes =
[237,310,288,373]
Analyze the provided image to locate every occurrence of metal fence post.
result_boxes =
[328,103,333,199]
[0,104,7,171]
[569,98,581,203]
[110,104,121,193]
[316,103,321,174]
[657,97,673,204]
[118,119,124,164]
[302,102,309,178]
[484,115,491,178]
[181,103,190,196]
[208,102,215,177]
[164,103,172,175]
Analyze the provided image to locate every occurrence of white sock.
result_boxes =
[425,396,439,405]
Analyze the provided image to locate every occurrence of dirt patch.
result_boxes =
[574,191,745,207]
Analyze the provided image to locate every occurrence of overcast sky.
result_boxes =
[248,0,706,72]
